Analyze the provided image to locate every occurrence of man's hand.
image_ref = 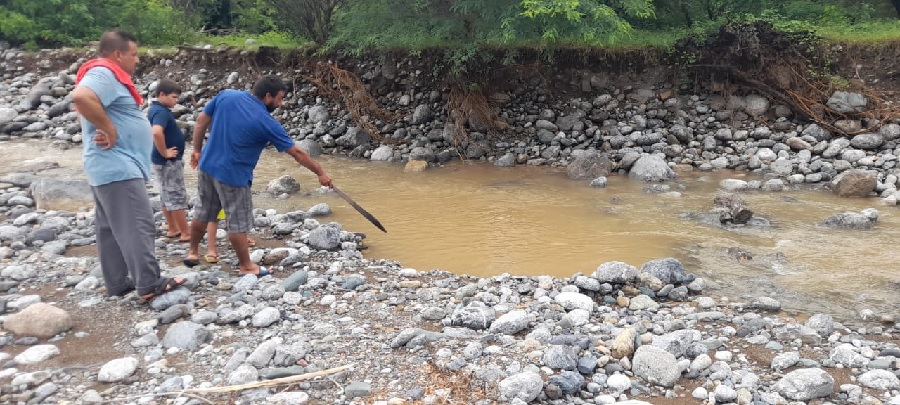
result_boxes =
[165,147,178,159]
[318,173,333,188]
[94,128,117,150]
[190,151,201,169]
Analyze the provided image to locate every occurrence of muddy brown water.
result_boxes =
[1,140,898,322]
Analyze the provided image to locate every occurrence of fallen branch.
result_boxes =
[184,364,353,394]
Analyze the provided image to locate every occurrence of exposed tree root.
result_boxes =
[301,61,397,142]
[681,21,900,136]
[446,83,506,158]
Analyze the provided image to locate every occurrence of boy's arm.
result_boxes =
[152,125,175,158]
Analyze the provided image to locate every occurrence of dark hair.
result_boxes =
[99,29,138,57]
[252,75,286,99]
[156,79,182,97]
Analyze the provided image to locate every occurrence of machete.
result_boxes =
[332,186,387,233]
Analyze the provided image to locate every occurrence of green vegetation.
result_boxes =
[1,0,899,52]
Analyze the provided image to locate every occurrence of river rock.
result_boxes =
[566,150,612,180]
[29,178,92,211]
[266,175,301,196]
[820,210,878,230]
[850,133,883,149]
[632,345,679,387]
[161,321,213,350]
[307,224,341,250]
[450,301,495,330]
[593,261,639,284]
[554,291,593,312]
[543,345,578,370]
[0,107,17,126]
[14,344,60,365]
[804,314,834,336]
[744,94,769,116]
[298,139,322,156]
[488,310,530,335]
[832,169,876,197]
[857,369,900,390]
[611,327,637,359]
[498,372,543,402]
[307,105,330,124]
[404,160,427,172]
[370,145,393,161]
[774,368,834,401]
[639,257,686,284]
[827,91,867,113]
[629,154,675,182]
[410,104,433,125]
[3,303,72,338]
[98,357,138,382]
[267,392,310,404]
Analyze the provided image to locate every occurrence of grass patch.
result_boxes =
[817,20,900,44]
[196,31,312,50]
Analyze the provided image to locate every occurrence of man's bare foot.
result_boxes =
[140,277,186,301]
[238,264,271,278]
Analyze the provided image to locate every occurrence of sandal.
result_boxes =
[239,266,271,278]
[183,256,200,267]
[204,254,220,263]
[140,277,186,302]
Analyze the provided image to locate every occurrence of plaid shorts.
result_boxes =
[194,170,254,234]
[152,160,187,211]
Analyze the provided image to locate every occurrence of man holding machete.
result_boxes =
[183,75,332,277]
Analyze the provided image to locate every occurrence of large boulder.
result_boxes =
[0,107,17,126]
[566,151,612,180]
[266,175,301,196]
[3,303,73,338]
[629,154,675,182]
[30,178,93,211]
[774,368,834,401]
[297,139,323,156]
[307,224,342,250]
[832,169,876,198]
[632,345,679,387]
[826,91,867,113]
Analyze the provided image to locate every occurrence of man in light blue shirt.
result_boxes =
[72,29,185,302]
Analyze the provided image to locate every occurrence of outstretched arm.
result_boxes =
[286,144,333,187]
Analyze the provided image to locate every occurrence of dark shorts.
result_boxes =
[194,170,253,234]
[152,160,187,211]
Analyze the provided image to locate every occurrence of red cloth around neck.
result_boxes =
[75,58,143,106]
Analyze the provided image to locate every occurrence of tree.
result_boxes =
[267,0,346,44]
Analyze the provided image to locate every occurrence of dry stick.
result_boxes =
[99,392,214,404]
[183,364,353,394]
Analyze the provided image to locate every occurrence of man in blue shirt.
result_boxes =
[149,79,190,242]
[183,75,333,277]
[72,30,185,302]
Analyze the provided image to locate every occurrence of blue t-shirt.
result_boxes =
[78,68,153,187]
[198,89,295,187]
[148,101,186,165]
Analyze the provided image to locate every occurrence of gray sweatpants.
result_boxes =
[92,178,165,296]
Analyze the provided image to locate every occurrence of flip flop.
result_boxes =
[239,266,271,278]
[183,257,200,267]
[140,277,186,302]
[204,254,220,263]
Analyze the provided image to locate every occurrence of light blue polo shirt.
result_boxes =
[78,68,153,187]
[198,89,295,187]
